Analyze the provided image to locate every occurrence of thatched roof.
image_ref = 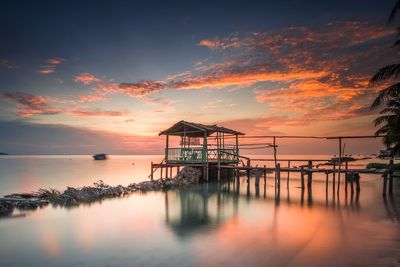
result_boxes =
[159,120,245,137]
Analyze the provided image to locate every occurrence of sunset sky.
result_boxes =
[0,0,398,154]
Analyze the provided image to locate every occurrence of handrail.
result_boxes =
[148,158,165,178]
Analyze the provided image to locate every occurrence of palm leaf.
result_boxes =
[370,82,400,109]
[370,64,400,84]
[388,0,400,23]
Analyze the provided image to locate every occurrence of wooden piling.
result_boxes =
[332,162,336,186]
[389,159,394,195]
[246,159,251,183]
[355,176,360,192]
[287,160,291,188]
[383,173,388,196]
[170,167,173,178]
[307,160,313,188]
[263,164,267,184]
[276,163,281,189]
[160,166,163,179]
[338,137,342,188]
[255,171,260,187]
[150,162,154,180]
[300,167,305,189]
[325,171,329,193]
[350,178,354,194]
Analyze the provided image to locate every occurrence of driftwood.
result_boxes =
[0,167,202,215]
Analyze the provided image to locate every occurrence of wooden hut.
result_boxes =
[159,120,245,164]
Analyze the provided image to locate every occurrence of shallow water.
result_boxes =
[0,155,399,267]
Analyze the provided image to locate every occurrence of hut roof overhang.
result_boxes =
[159,120,245,137]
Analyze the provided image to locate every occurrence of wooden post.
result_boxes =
[307,160,313,188]
[350,177,354,194]
[170,166,172,178]
[165,134,169,162]
[383,173,388,196]
[389,158,394,194]
[160,166,163,179]
[287,160,290,188]
[150,162,154,181]
[276,163,281,189]
[325,171,329,193]
[206,163,209,181]
[255,170,260,187]
[273,137,277,181]
[300,167,305,189]
[246,160,250,183]
[263,164,267,183]
[166,166,168,179]
[345,161,349,193]
[332,161,336,186]
[338,138,342,188]
[235,134,239,160]
[217,132,221,182]
[356,175,360,192]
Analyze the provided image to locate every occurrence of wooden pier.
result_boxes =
[151,121,398,197]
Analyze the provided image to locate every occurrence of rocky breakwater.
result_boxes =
[0,167,202,216]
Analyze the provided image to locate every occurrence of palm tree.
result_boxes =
[370,0,400,156]
[373,98,400,155]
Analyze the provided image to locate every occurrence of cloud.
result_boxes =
[73,72,167,102]
[1,91,61,116]
[1,91,130,118]
[38,57,65,75]
[187,21,397,124]
[77,94,106,103]
[119,81,165,96]
[74,73,100,85]
[169,68,327,90]
[67,109,129,117]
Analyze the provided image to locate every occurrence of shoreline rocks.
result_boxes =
[0,166,202,215]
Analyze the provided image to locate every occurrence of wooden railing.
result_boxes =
[166,148,239,163]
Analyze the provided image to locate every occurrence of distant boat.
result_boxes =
[0,152,8,155]
[327,156,356,165]
[93,153,107,160]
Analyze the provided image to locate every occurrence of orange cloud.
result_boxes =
[1,91,61,116]
[1,91,131,118]
[119,81,165,96]
[67,109,129,117]
[77,94,106,102]
[38,57,65,75]
[74,72,100,85]
[170,69,328,90]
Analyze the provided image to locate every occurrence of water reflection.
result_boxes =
[164,178,369,238]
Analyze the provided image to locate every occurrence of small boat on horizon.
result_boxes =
[93,153,108,160]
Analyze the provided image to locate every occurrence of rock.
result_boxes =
[0,201,13,215]
[0,167,202,214]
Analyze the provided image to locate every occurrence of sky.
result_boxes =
[0,0,398,154]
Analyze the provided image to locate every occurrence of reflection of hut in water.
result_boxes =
[164,184,239,237]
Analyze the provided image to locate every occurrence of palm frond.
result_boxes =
[374,115,395,127]
[388,0,400,23]
[392,39,400,47]
[370,82,400,109]
[370,64,400,85]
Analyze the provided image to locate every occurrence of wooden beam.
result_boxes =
[338,137,342,189]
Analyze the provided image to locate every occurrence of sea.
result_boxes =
[0,155,399,267]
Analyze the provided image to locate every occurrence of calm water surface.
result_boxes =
[0,155,399,267]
